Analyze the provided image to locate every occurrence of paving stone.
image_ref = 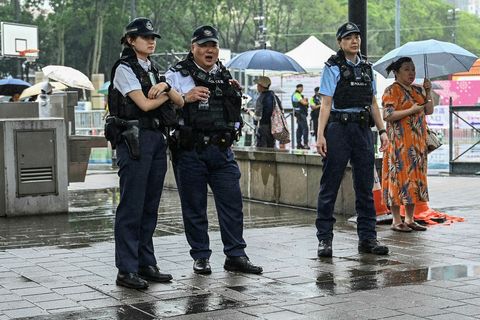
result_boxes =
[446,304,480,316]
[278,301,330,314]
[12,286,53,296]
[398,305,450,317]
[24,292,66,303]
[2,306,49,318]
[34,298,81,310]
[0,299,36,311]
[428,313,479,320]
[240,304,283,315]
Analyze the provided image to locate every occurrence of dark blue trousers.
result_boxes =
[115,129,167,273]
[316,122,377,242]
[174,145,247,260]
[296,113,309,146]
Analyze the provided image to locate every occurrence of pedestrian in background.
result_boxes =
[108,17,183,289]
[254,75,282,148]
[381,57,433,232]
[315,22,389,258]
[292,84,309,149]
[165,25,263,275]
[309,86,321,141]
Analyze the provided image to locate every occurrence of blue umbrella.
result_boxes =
[0,76,32,96]
[225,49,306,73]
[373,39,478,79]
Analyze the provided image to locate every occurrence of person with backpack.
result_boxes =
[106,17,183,289]
[254,76,282,148]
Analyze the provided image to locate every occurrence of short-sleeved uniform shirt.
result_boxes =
[320,56,377,113]
[113,58,151,96]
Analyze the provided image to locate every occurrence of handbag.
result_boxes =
[271,96,291,144]
[426,127,442,153]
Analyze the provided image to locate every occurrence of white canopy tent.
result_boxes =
[286,36,336,74]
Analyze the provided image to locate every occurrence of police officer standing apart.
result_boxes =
[292,84,310,149]
[315,22,389,257]
[165,25,262,275]
[309,86,321,141]
[107,17,184,289]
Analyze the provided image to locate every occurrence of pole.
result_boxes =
[348,0,367,56]
[130,0,136,20]
[395,0,400,47]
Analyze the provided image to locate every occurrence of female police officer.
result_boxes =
[108,17,183,289]
[315,22,389,258]
[165,25,262,275]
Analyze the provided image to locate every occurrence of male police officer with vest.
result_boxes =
[315,22,389,258]
[165,25,263,275]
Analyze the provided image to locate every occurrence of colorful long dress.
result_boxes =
[381,82,429,206]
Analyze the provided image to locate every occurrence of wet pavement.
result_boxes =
[0,168,480,319]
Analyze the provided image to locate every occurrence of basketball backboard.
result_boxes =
[0,22,38,58]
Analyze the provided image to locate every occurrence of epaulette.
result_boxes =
[325,54,340,67]
[170,61,191,77]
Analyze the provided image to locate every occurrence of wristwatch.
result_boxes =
[164,82,171,93]
[378,129,387,135]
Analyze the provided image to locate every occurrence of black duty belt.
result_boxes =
[117,117,162,129]
[329,111,369,125]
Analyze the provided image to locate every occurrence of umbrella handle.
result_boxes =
[424,54,429,78]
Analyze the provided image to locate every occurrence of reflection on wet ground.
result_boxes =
[0,188,317,250]
[3,181,480,319]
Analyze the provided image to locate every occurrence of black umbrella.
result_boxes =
[0,76,32,96]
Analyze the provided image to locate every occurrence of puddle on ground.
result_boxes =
[0,189,316,250]
[312,264,480,295]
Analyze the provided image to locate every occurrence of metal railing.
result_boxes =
[448,97,480,174]
[74,110,105,136]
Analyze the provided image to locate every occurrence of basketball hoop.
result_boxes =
[19,49,39,62]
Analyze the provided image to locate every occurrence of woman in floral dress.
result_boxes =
[381,57,434,232]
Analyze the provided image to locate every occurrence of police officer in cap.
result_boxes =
[165,25,262,275]
[315,22,389,258]
[108,17,183,289]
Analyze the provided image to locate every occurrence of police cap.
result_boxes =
[191,25,219,44]
[125,17,161,38]
[336,22,361,39]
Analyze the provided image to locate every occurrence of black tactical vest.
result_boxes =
[326,50,373,109]
[170,57,242,132]
[108,48,176,126]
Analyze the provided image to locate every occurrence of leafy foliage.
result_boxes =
[0,0,479,80]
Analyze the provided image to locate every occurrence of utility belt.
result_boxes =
[328,109,372,127]
[171,126,236,152]
[104,116,165,160]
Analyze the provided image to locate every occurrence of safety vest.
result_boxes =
[326,50,373,109]
[292,91,307,115]
[170,57,242,132]
[108,47,175,124]
[310,94,321,118]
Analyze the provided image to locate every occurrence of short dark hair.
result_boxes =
[314,87,319,92]
[296,84,303,88]
[386,57,413,75]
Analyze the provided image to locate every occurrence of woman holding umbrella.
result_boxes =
[108,17,183,289]
[381,57,434,232]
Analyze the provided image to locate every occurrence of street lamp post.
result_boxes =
[447,8,460,43]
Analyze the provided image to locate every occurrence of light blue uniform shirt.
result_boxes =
[165,62,219,94]
[113,58,151,97]
[320,56,376,113]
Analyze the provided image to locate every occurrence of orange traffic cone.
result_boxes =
[373,165,390,216]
